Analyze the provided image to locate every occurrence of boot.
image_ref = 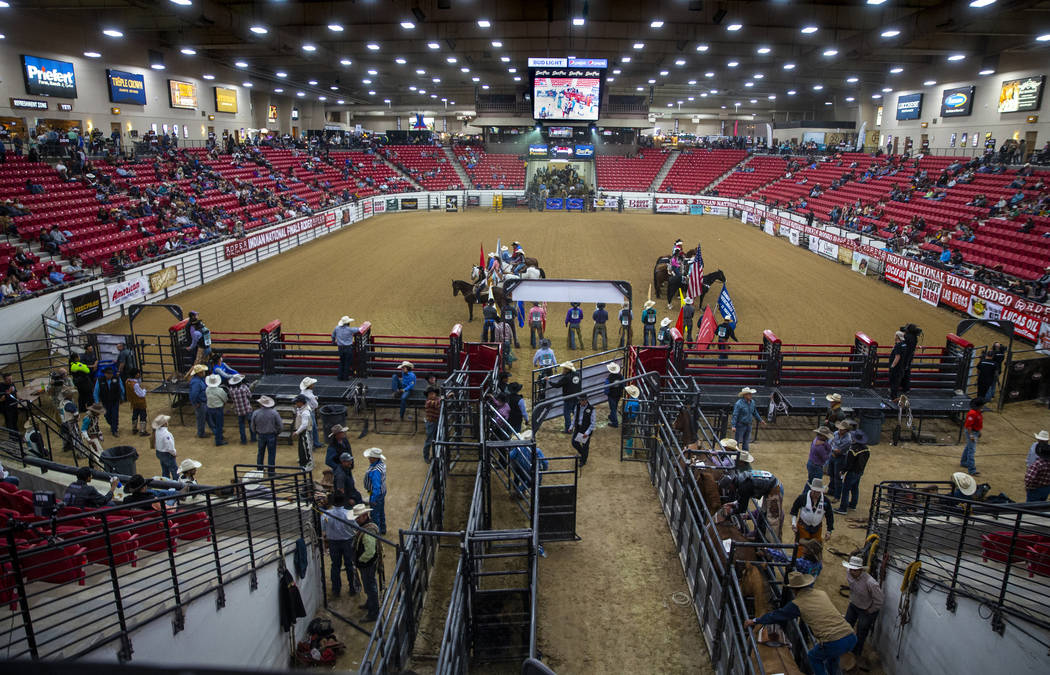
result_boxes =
[139,420,148,436]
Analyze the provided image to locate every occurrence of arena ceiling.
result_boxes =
[14,0,1050,115]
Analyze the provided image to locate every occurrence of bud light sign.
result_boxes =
[940,86,974,117]
[22,55,77,98]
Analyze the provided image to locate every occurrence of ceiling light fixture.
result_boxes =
[275,71,287,77]
[461,67,470,72]
[328,24,344,32]
[881,29,901,38]
[890,66,904,74]
[477,19,491,28]
[400,21,415,29]
[787,90,797,95]
[872,93,882,98]
[659,70,669,76]
[705,71,715,77]
[416,68,425,74]
[472,76,480,82]
[650,20,664,28]
[83,51,102,58]
[330,85,338,90]
[491,41,503,47]
[923,80,937,86]
[202,74,215,80]
[446,56,457,63]
[688,79,697,85]
[757,46,771,54]
[427,42,440,49]
[783,63,796,70]
[823,48,839,56]
[648,78,656,84]
[727,60,739,67]
[1035,33,1050,42]
[768,94,776,99]
[753,73,764,79]
[726,23,743,31]
[366,42,380,51]
[337,99,345,104]
[744,82,754,87]
[633,42,645,49]
[500,56,510,62]
[340,58,352,66]
[572,17,585,26]
[366,69,377,75]
[675,59,686,66]
[696,44,709,52]
[273,88,283,93]
[613,69,621,74]
[621,56,632,62]
[102,28,123,38]
[235,61,249,68]
[847,76,859,83]
[249,26,267,35]
[395,57,407,64]
[302,44,317,52]
[978,68,995,75]
[947,53,965,61]
[180,47,197,55]
[969,0,997,7]
[801,25,819,34]
[170,0,192,5]
[150,63,165,70]
[242,81,252,87]
[845,96,855,102]
[867,0,888,4]
[813,84,824,90]
[882,87,893,92]
[362,79,372,84]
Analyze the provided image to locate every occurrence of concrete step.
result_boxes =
[442,146,473,189]
[651,150,680,191]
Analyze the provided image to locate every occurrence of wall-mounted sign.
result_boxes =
[940,85,975,117]
[69,290,103,327]
[58,103,73,111]
[107,69,146,105]
[21,54,77,98]
[528,144,548,156]
[214,86,237,113]
[998,75,1045,113]
[528,57,568,68]
[10,98,47,110]
[573,144,595,157]
[267,104,278,123]
[148,266,178,293]
[291,107,300,120]
[895,93,923,120]
[168,79,198,109]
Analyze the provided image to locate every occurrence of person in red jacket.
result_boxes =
[961,397,983,476]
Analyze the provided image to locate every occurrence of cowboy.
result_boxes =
[887,330,907,400]
[836,438,870,514]
[351,502,382,621]
[527,302,546,347]
[828,421,852,501]
[123,367,149,436]
[570,393,596,466]
[720,469,783,523]
[322,492,360,598]
[746,571,857,675]
[790,477,835,542]
[251,395,282,471]
[1028,430,1050,467]
[121,474,156,508]
[656,317,674,345]
[229,374,254,445]
[605,363,624,428]
[58,386,79,454]
[300,377,320,446]
[617,305,633,347]
[501,300,520,349]
[548,362,582,433]
[115,341,137,378]
[682,297,695,342]
[807,426,834,483]
[326,423,353,473]
[509,429,547,494]
[565,302,584,350]
[204,374,228,446]
[331,315,357,380]
[1024,442,1050,502]
[293,394,314,470]
[178,458,202,485]
[390,361,416,420]
[69,353,93,413]
[153,414,178,480]
[506,382,528,434]
[532,339,557,380]
[961,397,983,476]
[188,364,209,438]
[80,402,106,460]
[731,387,765,452]
[623,384,641,456]
[422,389,442,460]
[715,315,738,360]
[842,555,883,665]
[334,452,362,505]
[641,300,658,346]
[93,366,124,436]
[949,471,978,500]
[363,448,388,534]
[481,299,499,342]
[62,466,119,507]
[824,393,846,428]
[493,317,516,367]
[592,303,609,350]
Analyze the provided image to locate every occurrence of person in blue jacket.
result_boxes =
[390,361,416,420]
[188,364,209,438]
[731,386,765,452]
[565,302,584,350]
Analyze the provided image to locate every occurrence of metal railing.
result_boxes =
[868,481,1050,640]
[0,467,314,661]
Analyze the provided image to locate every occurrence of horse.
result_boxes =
[653,267,727,309]
[501,262,546,279]
[452,280,505,321]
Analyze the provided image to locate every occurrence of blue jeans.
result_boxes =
[103,402,120,434]
[390,374,411,419]
[423,420,437,461]
[828,455,847,499]
[194,403,207,437]
[734,423,752,452]
[608,397,620,426]
[370,492,386,534]
[328,539,358,595]
[311,413,320,447]
[482,319,496,342]
[841,472,862,510]
[806,461,824,484]
[237,415,256,444]
[206,407,225,444]
[256,433,277,470]
[156,451,178,480]
[643,325,656,346]
[562,399,575,432]
[1026,485,1050,502]
[338,344,353,380]
[529,325,543,348]
[360,560,379,618]
[808,633,857,675]
[961,431,979,473]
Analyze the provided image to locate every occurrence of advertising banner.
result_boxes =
[704,206,727,216]
[223,212,336,258]
[903,271,925,302]
[466,195,480,207]
[574,144,595,158]
[545,198,565,210]
[690,205,705,215]
[22,55,77,98]
[70,290,103,327]
[763,218,776,235]
[998,75,1045,113]
[373,199,386,214]
[267,105,278,123]
[852,253,871,275]
[920,277,942,307]
[107,69,146,105]
[445,195,459,212]
[400,198,418,210]
[895,93,923,120]
[528,144,548,156]
[788,228,800,246]
[168,79,198,109]
[149,266,178,293]
[593,197,618,209]
[626,197,651,209]
[566,198,584,211]
[362,201,373,216]
[214,87,238,113]
[837,246,854,266]
[386,198,399,212]
[107,277,148,306]
[655,197,703,214]
[940,86,975,117]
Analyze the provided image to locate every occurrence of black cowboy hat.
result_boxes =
[126,474,147,491]
[507,382,523,393]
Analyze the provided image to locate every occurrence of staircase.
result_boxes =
[442,146,473,189]
[649,150,680,192]
[379,153,424,191]
[703,155,752,194]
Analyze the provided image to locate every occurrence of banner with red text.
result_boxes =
[224,212,336,259]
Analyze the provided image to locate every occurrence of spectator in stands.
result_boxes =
[121,474,156,507]
[62,466,120,507]
[93,366,124,436]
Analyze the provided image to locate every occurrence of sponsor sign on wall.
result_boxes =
[626,197,651,209]
[528,144,548,156]
[852,253,871,275]
[895,93,923,120]
[940,86,974,117]
[373,199,387,214]
[385,198,399,212]
[107,69,146,105]
[545,198,564,210]
[446,195,459,212]
[214,87,238,113]
[22,55,77,98]
[574,144,595,157]
[400,198,418,210]
[267,105,278,123]
[168,79,198,109]
[655,196,712,214]
[107,277,148,306]
[70,290,103,327]
[223,212,336,258]
[148,266,178,293]
[10,98,47,110]
[998,75,1045,113]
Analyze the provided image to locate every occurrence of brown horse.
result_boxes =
[653,267,727,308]
[452,280,505,321]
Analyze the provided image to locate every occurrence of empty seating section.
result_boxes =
[595,150,671,191]
[454,145,525,189]
[382,145,463,190]
[715,156,791,197]
[657,149,747,193]
[947,217,1050,280]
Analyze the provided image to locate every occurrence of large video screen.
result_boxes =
[940,86,974,117]
[168,79,198,109]
[534,76,601,120]
[22,55,77,98]
[998,75,1045,113]
[895,93,923,120]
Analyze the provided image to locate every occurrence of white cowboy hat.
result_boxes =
[1035,430,1050,442]
[257,395,275,408]
[606,362,621,374]
[785,571,816,588]
[363,447,387,461]
[814,426,834,439]
[624,384,640,398]
[559,361,577,371]
[951,471,977,496]
[488,252,496,257]
[190,364,209,376]
[178,458,202,473]
[826,393,842,403]
[660,317,672,327]
[241,470,264,492]
[348,503,373,519]
[229,374,245,385]
[299,377,317,389]
[684,296,693,304]
[151,414,171,429]
[738,387,757,396]
[842,555,866,571]
[518,429,533,441]
[807,477,828,493]
[398,360,414,370]
[501,245,509,251]
[205,374,222,387]
[329,424,349,437]
[737,450,755,463]
[722,315,732,322]
[643,300,656,309]
[719,438,739,451]
[338,315,353,326]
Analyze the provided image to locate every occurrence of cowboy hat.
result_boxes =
[190,364,209,375]
[363,447,387,461]
[814,426,834,439]
[337,315,353,326]
[241,470,264,491]
[126,474,147,491]
[826,393,842,403]
[834,420,851,431]
[349,503,373,519]
[500,245,509,251]
[178,458,202,473]
[398,360,414,370]
[518,429,533,441]
[624,384,640,398]
[339,452,353,463]
[660,317,672,327]
[87,403,105,414]
[205,374,222,387]
[507,382,523,393]
[257,395,275,408]
[785,571,815,588]
[606,362,621,374]
[738,387,757,396]
[737,450,755,464]
[329,424,349,437]
[719,438,740,451]
[23,421,34,430]
[842,555,866,571]
[807,477,828,493]
[299,377,317,389]
[643,300,656,309]
[684,296,693,304]
[951,472,977,496]
[293,394,307,404]
[722,315,732,322]
[559,361,577,371]
[152,414,171,429]
[1035,430,1050,442]
[228,374,245,385]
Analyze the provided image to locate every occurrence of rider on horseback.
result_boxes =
[508,242,526,273]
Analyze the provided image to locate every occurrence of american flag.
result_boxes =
[686,246,704,299]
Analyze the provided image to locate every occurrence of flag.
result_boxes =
[686,246,705,299]
[517,301,525,328]
[479,242,485,270]
[695,306,716,349]
[674,304,684,337]
[718,285,737,328]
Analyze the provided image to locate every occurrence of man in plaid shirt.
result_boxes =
[1024,443,1050,503]
[228,374,255,445]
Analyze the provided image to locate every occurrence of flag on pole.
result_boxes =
[686,245,705,299]
[479,242,485,270]
[717,285,737,329]
[695,306,717,349]
[674,304,684,337]
[517,301,525,328]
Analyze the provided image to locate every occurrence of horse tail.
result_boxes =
[452,280,458,296]
[539,267,546,279]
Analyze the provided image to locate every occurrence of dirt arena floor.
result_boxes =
[96,210,1049,674]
